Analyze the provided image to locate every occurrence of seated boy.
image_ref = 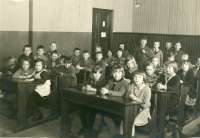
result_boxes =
[76,50,93,72]
[34,45,48,62]
[145,63,158,88]
[119,43,129,58]
[156,61,180,137]
[93,52,107,77]
[57,55,67,68]
[71,48,81,67]
[46,50,60,73]
[110,48,125,68]
[55,57,77,87]
[163,41,173,62]
[173,41,184,66]
[18,45,35,66]
[44,42,61,59]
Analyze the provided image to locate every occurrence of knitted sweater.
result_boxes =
[105,79,128,97]
[12,67,35,79]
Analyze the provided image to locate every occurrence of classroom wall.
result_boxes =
[132,0,200,35]
[0,0,29,68]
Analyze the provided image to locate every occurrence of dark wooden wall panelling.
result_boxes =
[112,33,200,64]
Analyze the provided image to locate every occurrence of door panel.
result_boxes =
[92,9,113,59]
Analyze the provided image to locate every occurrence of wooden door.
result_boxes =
[92,8,113,59]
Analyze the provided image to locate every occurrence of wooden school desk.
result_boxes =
[0,77,59,132]
[151,88,173,138]
[60,88,143,138]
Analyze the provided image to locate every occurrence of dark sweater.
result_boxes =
[157,74,180,99]
[124,69,138,82]
[35,71,50,84]
[177,69,197,98]
[163,48,173,62]
[0,65,19,77]
[174,50,184,65]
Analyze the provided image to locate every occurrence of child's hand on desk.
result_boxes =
[59,72,64,76]
[82,86,86,90]
[86,85,91,91]
[100,87,108,94]
[26,75,33,78]
[25,78,34,81]
[157,83,167,90]
[129,94,137,101]
[180,80,183,83]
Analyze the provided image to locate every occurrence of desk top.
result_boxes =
[0,77,38,84]
[61,88,144,106]
[49,74,71,78]
[151,88,174,94]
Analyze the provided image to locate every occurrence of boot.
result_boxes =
[8,109,17,119]
[31,110,43,122]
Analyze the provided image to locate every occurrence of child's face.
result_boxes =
[74,50,80,57]
[51,53,59,61]
[119,44,124,50]
[50,43,57,51]
[35,62,43,71]
[140,39,147,47]
[166,65,175,75]
[83,53,90,60]
[107,51,112,57]
[117,51,122,58]
[168,56,175,61]
[174,43,181,51]
[96,54,103,61]
[152,58,159,66]
[126,60,134,69]
[112,70,123,81]
[24,47,32,56]
[182,55,188,61]
[182,63,189,72]
[22,61,30,70]
[133,74,143,85]
[146,66,154,75]
[166,43,172,49]
[65,62,71,68]
[96,48,101,53]
[37,49,44,56]
[197,58,200,66]
[154,42,160,49]
[93,71,102,81]
[59,59,65,65]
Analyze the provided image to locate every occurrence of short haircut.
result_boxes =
[166,41,172,44]
[175,41,181,45]
[64,56,72,63]
[165,61,178,73]
[74,48,80,52]
[141,36,147,40]
[125,55,138,68]
[146,63,154,69]
[181,60,193,70]
[152,57,160,62]
[167,51,175,57]
[133,69,146,82]
[106,48,113,55]
[35,58,45,68]
[92,66,103,74]
[23,45,32,51]
[112,64,125,77]
[182,53,189,57]
[51,50,59,56]
[96,52,103,56]
[82,50,90,54]
[37,45,44,50]
[60,55,67,60]
[51,42,57,45]
[154,41,160,44]
[21,57,32,68]
[119,43,125,47]
[96,46,102,49]
[117,48,123,52]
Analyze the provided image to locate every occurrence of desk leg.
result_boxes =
[50,77,58,117]
[123,105,140,138]
[158,94,168,138]
[60,99,71,137]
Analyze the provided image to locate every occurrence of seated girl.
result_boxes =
[25,59,51,122]
[177,60,196,120]
[6,58,35,119]
[78,66,106,136]
[123,55,138,84]
[120,70,151,137]
[87,65,128,138]
[145,63,158,88]
[156,61,180,137]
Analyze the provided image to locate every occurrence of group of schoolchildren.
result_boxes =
[0,37,200,138]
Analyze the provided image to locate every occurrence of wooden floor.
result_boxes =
[0,98,200,138]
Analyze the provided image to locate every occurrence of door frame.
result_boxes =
[92,8,114,56]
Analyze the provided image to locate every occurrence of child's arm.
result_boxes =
[63,67,76,78]
[143,48,154,59]
[35,71,50,84]
[149,76,158,88]
[183,70,194,85]
[104,81,127,97]
[167,76,180,93]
